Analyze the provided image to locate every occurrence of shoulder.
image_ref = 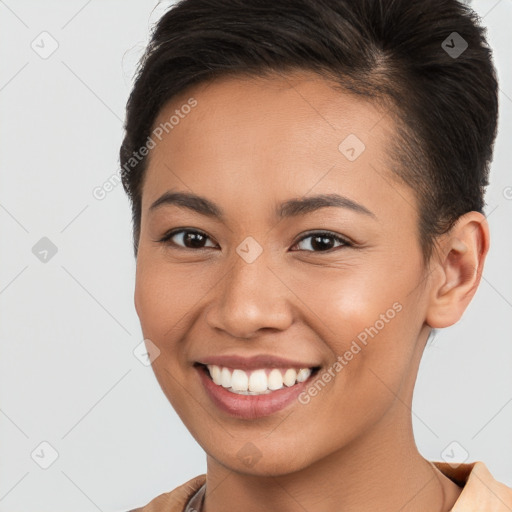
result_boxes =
[454,461,512,511]
[434,460,512,511]
[127,474,207,512]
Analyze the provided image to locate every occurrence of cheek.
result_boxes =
[288,260,405,333]
[134,259,197,413]
[134,256,202,341]
[297,280,419,449]
[293,261,421,384]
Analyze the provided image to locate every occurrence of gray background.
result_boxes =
[0,1,511,510]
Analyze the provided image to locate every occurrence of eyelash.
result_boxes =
[156,228,353,253]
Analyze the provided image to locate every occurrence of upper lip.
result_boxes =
[195,354,321,371]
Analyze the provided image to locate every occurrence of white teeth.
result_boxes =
[220,367,231,388]
[249,369,268,392]
[283,368,297,387]
[231,369,249,391]
[297,368,312,382]
[268,369,284,390]
[205,364,314,394]
[211,365,222,385]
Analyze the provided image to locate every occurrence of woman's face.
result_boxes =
[135,71,434,475]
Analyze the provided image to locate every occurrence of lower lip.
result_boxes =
[196,364,317,420]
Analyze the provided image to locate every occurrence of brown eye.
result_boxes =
[291,232,351,252]
[158,229,217,249]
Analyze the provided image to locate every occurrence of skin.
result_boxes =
[134,71,489,512]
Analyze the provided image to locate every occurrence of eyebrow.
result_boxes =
[149,191,376,220]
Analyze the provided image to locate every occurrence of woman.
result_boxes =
[120,0,512,510]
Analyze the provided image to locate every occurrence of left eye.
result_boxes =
[291,232,351,252]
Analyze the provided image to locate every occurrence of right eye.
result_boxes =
[157,228,218,250]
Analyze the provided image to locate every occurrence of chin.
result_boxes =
[208,444,314,477]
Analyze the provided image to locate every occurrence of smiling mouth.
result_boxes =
[195,362,321,395]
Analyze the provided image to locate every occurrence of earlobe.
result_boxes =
[425,212,490,329]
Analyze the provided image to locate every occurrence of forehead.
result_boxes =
[142,71,412,222]
[149,70,391,158]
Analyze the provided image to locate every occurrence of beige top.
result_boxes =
[129,461,512,511]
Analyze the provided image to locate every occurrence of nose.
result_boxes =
[205,251,293,338]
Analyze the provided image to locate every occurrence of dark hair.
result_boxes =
[120,0,498,261]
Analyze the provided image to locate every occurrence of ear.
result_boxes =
[425,211,490,329]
